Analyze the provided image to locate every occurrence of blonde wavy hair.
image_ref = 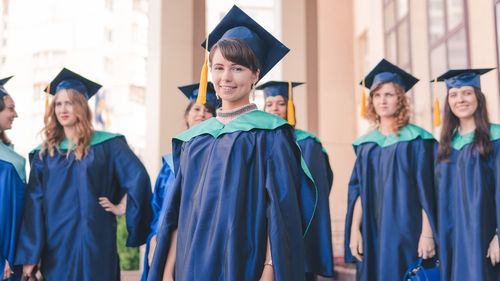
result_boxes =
[39,89,94,160]
[365,81,410,135]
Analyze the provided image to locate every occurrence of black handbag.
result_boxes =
[403,257,440,281]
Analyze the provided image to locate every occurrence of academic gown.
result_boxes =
[436,124,500,281]
[140,154,175,281]
[295,130,334,280]
[147,110,317,281]
[15,131,153,281]
[0,143,26,281]
[344,124,437,281]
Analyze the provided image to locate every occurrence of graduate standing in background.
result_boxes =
[140,82,217,281]
[148,5,317,281]
[259,81,334,281]
[0,76,24,281]
[344,59,437,281]
[434,68,500,281]
[15,68,153,281]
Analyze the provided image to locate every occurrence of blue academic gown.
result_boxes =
[0,143,25,281]
[296,130,334,280]
[15,132,153,281]
[147,110,317,281]
[344,124,437,281]
[140,154,175,281]
[436,124,500,281]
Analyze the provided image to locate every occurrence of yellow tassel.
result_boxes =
[196,33,210,104]
[45,82,50,113]
[434,97,440,127]
[100,99,112,127]
[433,77,440,127]
[360,79,366,117]
[287,81,296,126]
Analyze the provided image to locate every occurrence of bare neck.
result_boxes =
[63,126,77,143]
[378,116,396,136]
[458,117,476,135]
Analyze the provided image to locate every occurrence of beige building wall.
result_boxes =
[468,0,500,123]
[145,0,205,177]
[316,0,358,256]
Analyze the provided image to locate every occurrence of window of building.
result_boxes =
[427,0,469,78]
[2,0,9,16]
[105,28,113,42]
[383,0,414,116]
[383,0,411,70]
[129,85,145,104]
[133,0,147,13]
[33,82,46,101]
[105,0,113,12]
[103,57,113,73]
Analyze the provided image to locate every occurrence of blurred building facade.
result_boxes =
[0,0,149,159]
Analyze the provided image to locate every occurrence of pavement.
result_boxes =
[121,263,356,281]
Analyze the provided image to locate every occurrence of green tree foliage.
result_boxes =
[117,215,140,270]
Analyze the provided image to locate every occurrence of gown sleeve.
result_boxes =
[344,146,362,263]
[412,138,437,236]
[150,160,175,235]
[147,144,183,281]
[15,154,45,265]
[0,161,25,276]
[494,141,500,239]
[298,138,334,276]
[264,126,317,281]
[110,137,153,247]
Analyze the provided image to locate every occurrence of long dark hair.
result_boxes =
[0,95,12,145]
[437,88,492,161]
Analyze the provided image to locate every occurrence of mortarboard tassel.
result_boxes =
[433,77,440,127]
[99,98,112,127]
[287,81,296,126]
[360,78,366,117]
[45,82,50,113]
[196,33,209,105]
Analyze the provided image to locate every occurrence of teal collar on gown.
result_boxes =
[0,142,26,183]
[452,123,500,150]
[352,123,435,148]
[31,131,123,153]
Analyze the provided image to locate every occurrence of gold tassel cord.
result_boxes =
[360,79,366,117]
[99,98,112,127]
[196,33,210,104]
[45,82,51,113]
[433,77,440,127]
[287,81,296,126]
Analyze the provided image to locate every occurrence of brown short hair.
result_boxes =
[365,81,410,135]
[184,101,216,128]
[208,38,260,74]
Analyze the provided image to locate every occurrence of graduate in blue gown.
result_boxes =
[0,76,24,281]
[140,82,217,281]
[434,68,500,281]
[148,5,317,281]
[15,68,153,281]
[259,81,334,281]
[344,59,437,281]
